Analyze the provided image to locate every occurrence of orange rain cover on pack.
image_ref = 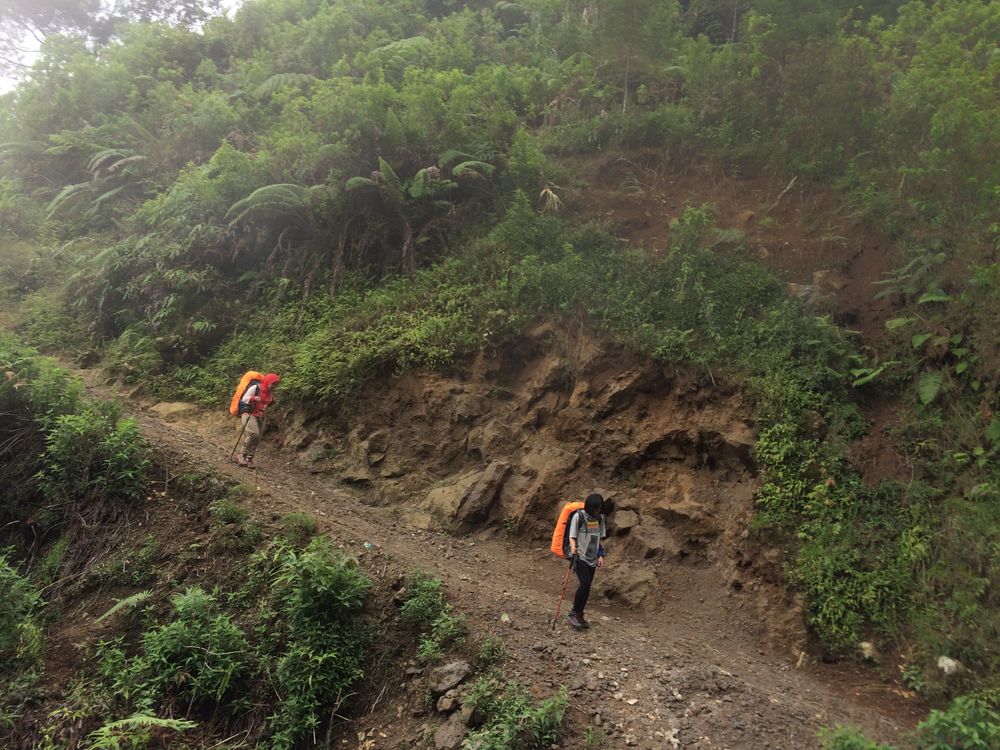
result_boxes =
[549,501,585,557]
[229,371,264,416]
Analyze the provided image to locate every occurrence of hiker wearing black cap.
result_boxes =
[566,492,610,629]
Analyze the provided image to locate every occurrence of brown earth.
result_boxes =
[48,324,925,750]
[561,151,900,343]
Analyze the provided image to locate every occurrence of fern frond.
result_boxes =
[918,371,942,405]
[108,155,148,173]
[437,149,477,167]
[372,36,432,64]
[86,714,196,749]
[345,176,379,191]
[226,183,310,225]
[46,183,94,218]
[376,157,404,198]
[88,148,131,173]
[254,73,318,98]
[93,185,127,205]
[452,160,495,178]
[95,591,152,623]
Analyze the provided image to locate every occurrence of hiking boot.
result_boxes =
[567,612,585,630]
[579,615,590,629]
[235,455,249,466]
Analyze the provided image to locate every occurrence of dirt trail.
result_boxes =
[71,366,922,750]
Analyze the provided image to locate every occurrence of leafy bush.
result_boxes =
[913,696,1000,750]
[259,539,372,749]
[99,587,249,710]
[401,571,466,663]
[463,673,568,750]
[278,512,318,547]
[477,636,507,667]
[0,555,42,666]
[39,401,150,513]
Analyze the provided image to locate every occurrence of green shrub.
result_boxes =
[278,512,318,547]
[39,401,150,512]
[0,555,42,666]
[209,497,248,525]
[819,726,894,750]
[914,696,1000,750]
[400,571,464,663]
[99,587,249,710]
[400,571,449,626]
[260,539,373,750]
[477,636,507,666]
[463,673,568,750]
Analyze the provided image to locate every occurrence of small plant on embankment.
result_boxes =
[400,570,467,664]
[463,671,568,750]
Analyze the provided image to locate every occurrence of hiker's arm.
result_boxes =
[597,543,605,568]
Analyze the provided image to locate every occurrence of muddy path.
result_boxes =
[77,367,921,750]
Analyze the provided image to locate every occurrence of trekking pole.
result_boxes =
[230,414,249,462]
[550,560,573,630]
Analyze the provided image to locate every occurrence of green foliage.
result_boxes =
[818,726,894,750]
[914,696,1000,750]
[278,511,318,547]
[99,587,249,710]
[90,536,158,588]
[39,401,150,512]
[94,591,153,625]
[250,538,372,749]
[32,534,70,588]
[400,571,449,626]
[2,0,1000,721]
[209,497,248,526]
[0,555,42,666]
[85,714,197,750]
[477,636,507,667]
[401,571,465,663]
[462,673,568,750]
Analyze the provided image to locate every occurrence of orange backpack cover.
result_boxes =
[229,371,264,416]
[549,501,585,557]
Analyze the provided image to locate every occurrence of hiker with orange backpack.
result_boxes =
[229,371,280,468]
[565,493,611,629]
[550,492,614,629]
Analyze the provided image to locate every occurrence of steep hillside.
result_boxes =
[56,356,920,750]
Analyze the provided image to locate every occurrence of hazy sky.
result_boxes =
[1,0,244,95]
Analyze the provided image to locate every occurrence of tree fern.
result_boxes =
[371,35,432,66]
[226,183,311,225]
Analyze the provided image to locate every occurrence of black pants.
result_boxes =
[572,561,596,616]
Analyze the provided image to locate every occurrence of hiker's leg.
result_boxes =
[240,414,261,459]
[572,562,595,616]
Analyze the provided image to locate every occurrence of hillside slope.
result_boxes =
[62,346,922,749]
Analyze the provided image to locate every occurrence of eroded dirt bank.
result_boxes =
[78,327,922,749]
